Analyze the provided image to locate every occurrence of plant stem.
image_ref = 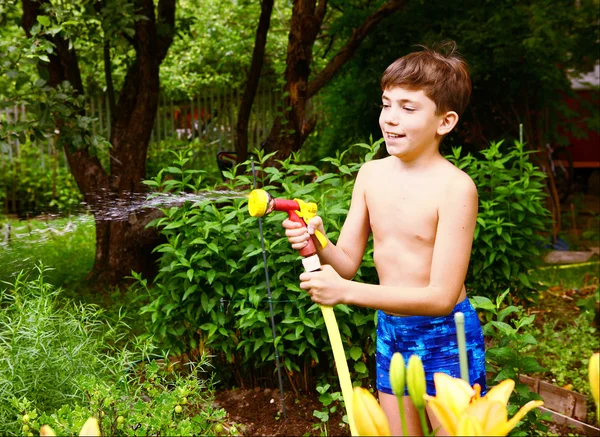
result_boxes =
[417,408,430,436]
[397,396,409,437]
[454,312,469,382]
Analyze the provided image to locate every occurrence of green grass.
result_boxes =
[0,215,150,335]
[527,261,599,425]
[537,262,600,290]
[0,215,95,290]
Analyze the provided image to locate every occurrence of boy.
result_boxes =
[282,41,486,436]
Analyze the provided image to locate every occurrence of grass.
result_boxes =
[0,266,138,435]
[0,215,95,290]
[527,261,600,426]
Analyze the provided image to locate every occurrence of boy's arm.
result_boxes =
[284,163,372,279]
[306,173,478,316]
[316,164,371,279]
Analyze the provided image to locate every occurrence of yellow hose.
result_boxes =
[320,304,358,436]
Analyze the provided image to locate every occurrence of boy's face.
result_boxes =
[379,86,454,159]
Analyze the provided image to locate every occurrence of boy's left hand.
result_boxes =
[299,265,346,306]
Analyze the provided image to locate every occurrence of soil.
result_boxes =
[214,387,350,436]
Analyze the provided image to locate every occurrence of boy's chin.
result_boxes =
[385,143,407,157]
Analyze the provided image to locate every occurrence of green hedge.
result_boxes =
[140,138,550,390]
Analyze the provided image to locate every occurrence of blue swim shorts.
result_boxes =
[376,298,487,396]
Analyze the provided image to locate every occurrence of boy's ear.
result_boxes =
[437,111,459,136]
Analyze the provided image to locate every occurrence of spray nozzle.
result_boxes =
[247,189,328,255]
[248,189,273,218]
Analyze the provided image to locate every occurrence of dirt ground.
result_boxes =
[214,387,349,436]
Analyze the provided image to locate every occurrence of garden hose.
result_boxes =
[248,188,357,436]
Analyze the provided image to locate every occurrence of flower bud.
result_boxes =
[40,426,56,437]
[589,353,599,416]
[79,417,101,437]
[407,354,426,410]
[352,386,391,436]
[390,352,406,397]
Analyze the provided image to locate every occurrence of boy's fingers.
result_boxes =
[282,219,303,229]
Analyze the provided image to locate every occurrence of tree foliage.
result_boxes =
[311,0,599,157]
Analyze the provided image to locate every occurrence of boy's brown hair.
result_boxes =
[381,41,471,117]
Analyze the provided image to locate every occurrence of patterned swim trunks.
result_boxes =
[376,298,487,396]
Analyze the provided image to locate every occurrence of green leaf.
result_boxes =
[354,362,367,373]
[37,15,51,27]
[470,296,495,313]
[349,346,362,361]
[183,285,198,301]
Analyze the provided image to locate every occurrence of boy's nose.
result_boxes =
[384,110,400,125]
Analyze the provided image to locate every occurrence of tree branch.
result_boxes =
[307,0,406,99]
[235,0,274,163]
[156,0,176,62]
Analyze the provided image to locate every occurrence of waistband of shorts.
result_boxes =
[379,298,475,326]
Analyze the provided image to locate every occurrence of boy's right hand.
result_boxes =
[282,216,326,251]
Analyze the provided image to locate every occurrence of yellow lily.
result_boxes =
[425,373,543,436]
[590,352,599,422]
[40,417,101,437]
[352,386,391,436]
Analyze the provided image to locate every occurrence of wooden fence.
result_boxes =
[0,87,283,173]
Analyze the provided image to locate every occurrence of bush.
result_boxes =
[32,356,227,437]
[139,144,381,390]
[447,140,551,301]
[140,138,552,392]
[0,265,130,436]
[0,141,82,216]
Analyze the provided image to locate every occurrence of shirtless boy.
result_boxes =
[282,42,486,435]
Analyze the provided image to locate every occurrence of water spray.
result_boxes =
[248,188,357,436]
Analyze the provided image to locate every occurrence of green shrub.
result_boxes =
[447,140,551,301]
[0,265,130,436]
[470,291,550,436]
[140,138,552,393]
[139,144,381,390]
[0,141,82,216]
[28,356,227,437]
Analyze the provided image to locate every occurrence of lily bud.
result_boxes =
[407,355,427,410]
[40,425,56,437]
[390,352,406,397]
[79,417,101,437]
[590,352,599,421]
[352,387,391,436]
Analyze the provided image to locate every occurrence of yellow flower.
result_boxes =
[40,425,56,437]
[352,387,391,436]
[590,352,599,422]
[79,417,101,436]
[425,373,543,436]
[39,417,101,437]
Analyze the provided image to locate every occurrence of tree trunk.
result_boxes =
[234,0,274,164]
[22,0,176,286]
[262,0,406,161]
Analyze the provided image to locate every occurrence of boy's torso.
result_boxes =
[362,156,468,311]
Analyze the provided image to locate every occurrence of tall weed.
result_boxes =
[0,265,132,436]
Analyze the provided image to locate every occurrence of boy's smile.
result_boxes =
[379,87,445,160]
